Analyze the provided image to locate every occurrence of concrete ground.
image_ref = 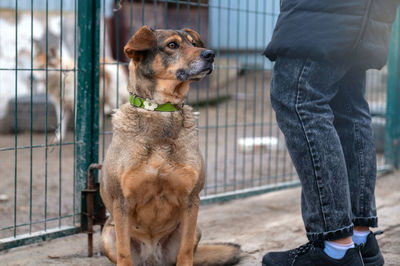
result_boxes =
[0,170,399,266]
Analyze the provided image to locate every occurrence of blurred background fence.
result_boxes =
[0,0,399,251]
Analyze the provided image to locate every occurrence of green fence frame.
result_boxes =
[386,8,400,169]
[76,0,101,233]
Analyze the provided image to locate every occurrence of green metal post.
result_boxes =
[76,0,101,231]
[385,8,400,169]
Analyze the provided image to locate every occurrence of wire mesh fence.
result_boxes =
[0,0,81,248]
[0,0,396,250]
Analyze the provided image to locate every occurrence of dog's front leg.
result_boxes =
[113,201,133,266]
[177,195,200,266]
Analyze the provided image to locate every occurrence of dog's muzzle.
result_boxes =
[175,49,216,81]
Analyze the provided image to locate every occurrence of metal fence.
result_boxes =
[0,0,399,251]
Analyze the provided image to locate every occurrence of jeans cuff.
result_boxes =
[306,224,353,241]
[353,216,378,227]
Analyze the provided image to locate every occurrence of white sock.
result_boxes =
[353,229,370,245]
[323,241,355,259]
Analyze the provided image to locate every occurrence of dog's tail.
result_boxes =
[194,243,241,266]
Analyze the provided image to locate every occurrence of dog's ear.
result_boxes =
[124,26,156,60]
[183,28,204,48]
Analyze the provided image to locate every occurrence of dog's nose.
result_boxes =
[201,49,215,62]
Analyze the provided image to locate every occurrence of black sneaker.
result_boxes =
[262,241,363,266]
[360,231,384,266]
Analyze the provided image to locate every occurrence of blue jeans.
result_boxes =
[270,57,378,241]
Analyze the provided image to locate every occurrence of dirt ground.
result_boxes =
[0,170,399,266]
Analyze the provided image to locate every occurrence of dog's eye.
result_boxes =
[167,42,178,49]
[192,42,196,47]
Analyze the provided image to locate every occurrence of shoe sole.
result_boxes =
[363,250,384,266]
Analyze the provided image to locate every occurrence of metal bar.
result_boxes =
[97,61,263,67]
[44,0,49,232]
[258,0,268,186]
[200,163,389,206]
[84,164,102,257]
[195,0,200,111]
[186,0,190,26]
[73,0,78,226]
[58,0,64,229]
[0,64,269,71]
[177,0,181,28]
[232,3,240,191]
[250,0,259,187]
[203,0,210,196]
[0,141,81,152]
[13,0,19,239]
[213,0,221,194]
[156,0,277,16]
[77,0,101,232]
[200,181,301,206]
[164,0,169,28]
[0,227,80,251]
[385,8,400,168]
[0,68,77,71]
[29,0,34,234]
[201,0,212,194]
[154,0,158,28]
[101,0,106,163]
[183,0,191,101]
[115,1,120,107]
[184,0,192,103]
[241,0,250,189]
[222,0,231,192]
[129,0,134,36]
[141,0,145,25]
[1,214,78,232]
[203,172,298,189]
[267,2,276,185]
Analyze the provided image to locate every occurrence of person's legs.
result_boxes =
[262,57,366,265]
[270,57,353,241]
[330,68,378,229]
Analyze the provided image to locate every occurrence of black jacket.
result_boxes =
[264,0,400,69]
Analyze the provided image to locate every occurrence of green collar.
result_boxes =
[129,94,180,112]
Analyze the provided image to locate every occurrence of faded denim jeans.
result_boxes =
[270,57,378,241]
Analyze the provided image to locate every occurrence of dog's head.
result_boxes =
[124,26,215,104]
[31,45,61,81]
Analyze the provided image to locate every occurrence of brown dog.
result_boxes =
[100,26,241,266]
